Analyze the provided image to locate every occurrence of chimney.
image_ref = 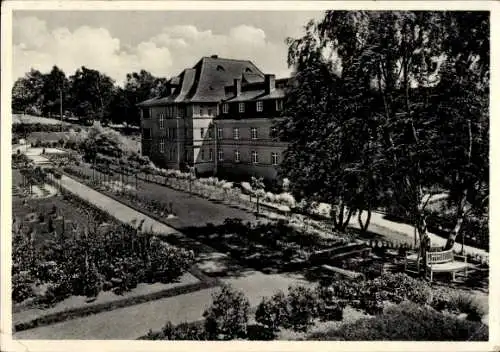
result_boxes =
[265,74,276,95]
[234,78,241,97]
[211,55,218,59]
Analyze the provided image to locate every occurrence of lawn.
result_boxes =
[65,163,256,229]
[13,272,200,326]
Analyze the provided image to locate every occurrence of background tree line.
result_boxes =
[279,11,489,252]
[12,66,168,126]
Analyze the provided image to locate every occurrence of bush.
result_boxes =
[328,273,432,315]
[430,289,487,322]
[308,302,488,341]
[159,321,206,340]
[284,285,319,332]
[203,285,250,340]
[148,241,194,283]
[12,272,35,303]
[255,291,288,332]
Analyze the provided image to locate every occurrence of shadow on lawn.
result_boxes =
[172,219,341,279]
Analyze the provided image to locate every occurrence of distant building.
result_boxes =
[137,55,287,181]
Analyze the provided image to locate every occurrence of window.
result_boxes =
[179,106,185,117]
[217,128,223,139]
[200,108,205,116]
[251,151,259,164]
[159,113,165,129]
[159,138,165,153]
[223,104,229,114]
[209,149,213,161]
[233,127,240,140]
[169,128,176,140]
[208,108,213,116]
[143,128,152,139]
[256,101,263,112]
[238,102,245,113]
[169,148,175,161]
[218,149,224,161]
[143,109,151,119]
[276,99,283,111]
[234,150,240,163]
[271,152,279,165]
[184,128,188,138]
[193,105,199,116]
[208,127,213,139]
[201,148,205,161]
[251,127,258,140]
[200,128,204,139]
[269,127,277,139]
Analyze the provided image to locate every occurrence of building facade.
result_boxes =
[138,55,287,181]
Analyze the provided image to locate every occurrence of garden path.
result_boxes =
[14,169,312,339]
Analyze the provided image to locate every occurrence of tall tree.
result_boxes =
[12,69,45,114]
[281,11,489,254]
[280,20,380,232]
[41,65,70,116]
[69,66,115,121]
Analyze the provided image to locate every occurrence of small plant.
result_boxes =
[308,302,488,341]
[283,285,319,332]
[203,284,250,340]
[255,291,288,332]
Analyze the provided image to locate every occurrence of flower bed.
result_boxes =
[12,185,195,309]
[181,218,349,272]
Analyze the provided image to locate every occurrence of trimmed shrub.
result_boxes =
[255,291,288,332]
[284,285,319,332]
[12,272,35,303]
[203,285,250,340]
[308,302,488,341]
[430,289,487,322]
[160,321,206,340]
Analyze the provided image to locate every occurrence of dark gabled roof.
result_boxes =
[242,72,264,84]
[136,96,162,107]
[174,68,196,102]
[224,90,265,103]
[224,88,286,103]
[187,56,264,102]
[137,56,267,106]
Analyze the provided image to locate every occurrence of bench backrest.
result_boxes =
[426,249,454,264]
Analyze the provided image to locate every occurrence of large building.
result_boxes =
[138,55,288,181]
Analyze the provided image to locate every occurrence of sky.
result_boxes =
[12,10,324,86]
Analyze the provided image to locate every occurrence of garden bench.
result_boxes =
[426,249,468,283]
[405,249,468,283]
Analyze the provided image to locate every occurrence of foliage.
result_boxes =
[12,66,168,126]
[203,285,250,340]
[255,285,346,334]
[12,192,194,306]
[255,291,288,332]
[329,273,431,315]
[281,11,489,246]
[12,272,35,303]
[308,302,488,341]
[429,288,487,322]
[159,321,207,340]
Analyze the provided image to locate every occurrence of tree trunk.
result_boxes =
[358,209,372,234]
[332,202,353,232]
[445,119,472,251]
[416,213,430,276]
[445,189,468,251]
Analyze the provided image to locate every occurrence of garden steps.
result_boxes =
[309,243,367,264]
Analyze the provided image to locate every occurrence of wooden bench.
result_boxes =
[405,249,469,283]
[426,249,468,283]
